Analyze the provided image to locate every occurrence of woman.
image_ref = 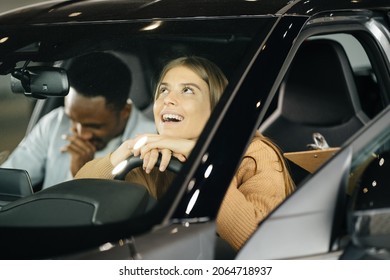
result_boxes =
[76,56,295,250]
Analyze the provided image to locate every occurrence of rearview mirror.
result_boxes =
[11,66,69,99]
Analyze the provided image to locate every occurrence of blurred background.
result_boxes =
[0,0,42,13]
[0,1,50,158]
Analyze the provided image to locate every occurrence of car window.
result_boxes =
[260,29,389,186]
[348,122,390,198]
[0,17,275,254]
[312,33,384,119]
[0,75,34,160]
[342,115,390,259]
[0,18,273,157]
[0,17,278,187]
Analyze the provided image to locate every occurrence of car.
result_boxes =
[0,0,389,260]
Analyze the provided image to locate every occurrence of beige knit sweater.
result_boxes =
[76,133,292,251]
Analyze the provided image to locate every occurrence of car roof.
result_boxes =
[0,0,287,24]
[1,0,389,25]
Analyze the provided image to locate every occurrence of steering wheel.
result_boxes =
[113,156,183,180]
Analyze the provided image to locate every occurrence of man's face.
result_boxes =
[64,88,130,151]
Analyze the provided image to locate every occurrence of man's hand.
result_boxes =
[61,134,97,176]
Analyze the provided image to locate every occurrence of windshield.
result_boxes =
[0,17,276,258]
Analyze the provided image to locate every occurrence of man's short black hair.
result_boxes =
[67,52,131,111]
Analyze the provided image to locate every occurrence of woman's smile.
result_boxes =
[154,65,211,139]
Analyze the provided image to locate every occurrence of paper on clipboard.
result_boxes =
[284,147,340,173]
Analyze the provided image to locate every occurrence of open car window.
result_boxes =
[0,16,278,258]
[260,28,389,186]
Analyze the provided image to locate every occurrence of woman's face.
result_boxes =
[153,65,211,140]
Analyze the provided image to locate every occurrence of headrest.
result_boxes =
[280,39,362,126]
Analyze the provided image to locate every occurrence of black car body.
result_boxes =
[0,0,389,259]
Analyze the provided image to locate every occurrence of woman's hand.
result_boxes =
[131,134,195,173]
[110,134,195,172]
[134,134,194,158]
[141,148,173,173]
[109,137,138,166]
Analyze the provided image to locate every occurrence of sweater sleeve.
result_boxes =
[75,154,159,198]
[216,138,288,251]
[75,154,115,179]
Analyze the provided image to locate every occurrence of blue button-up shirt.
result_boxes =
[2,106,155,189]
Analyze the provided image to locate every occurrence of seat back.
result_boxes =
[260,39,369,184]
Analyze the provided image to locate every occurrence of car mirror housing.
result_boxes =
[11,66,69,99]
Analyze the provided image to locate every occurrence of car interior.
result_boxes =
[260,33,385,186]
[259,37,371,185]
[0,168,33,207]
[0,18,261,235]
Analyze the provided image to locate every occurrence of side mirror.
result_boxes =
[11,66,69,99]
[348,151,390,250]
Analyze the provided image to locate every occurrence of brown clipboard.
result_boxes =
[284,147,340,173]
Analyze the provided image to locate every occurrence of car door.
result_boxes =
[238,8,390,260]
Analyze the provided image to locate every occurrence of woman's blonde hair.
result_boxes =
[259,136,296,195]
[154,56,228,110]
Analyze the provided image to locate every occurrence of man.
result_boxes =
[2,52,155,189]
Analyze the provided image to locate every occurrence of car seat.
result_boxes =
[259,39,369,185]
